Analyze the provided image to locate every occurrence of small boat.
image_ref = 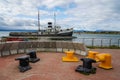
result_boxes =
[5,37,25,41]
[9,11,73,37]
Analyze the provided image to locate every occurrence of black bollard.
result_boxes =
[27,51,40,63]
[75,58,96,75]
[15,55,32,72]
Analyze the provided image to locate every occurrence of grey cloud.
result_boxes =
[0,17,8,26]
[0,0,120,31]
[113,1,120,14]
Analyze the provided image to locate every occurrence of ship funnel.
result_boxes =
[48,22,52,28]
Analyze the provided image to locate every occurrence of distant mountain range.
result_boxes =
[74,30,120,32]
[0,29,37,32]
[74,30,120,34]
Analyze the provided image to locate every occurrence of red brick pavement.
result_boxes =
[0,49,119,80]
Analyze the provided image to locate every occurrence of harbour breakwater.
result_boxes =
[0,41,87,57]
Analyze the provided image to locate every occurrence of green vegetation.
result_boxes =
[87,45,120,49]
[74,31,120,34]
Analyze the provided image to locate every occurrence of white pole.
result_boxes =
[54,12,56,33]
[38,10,40,32]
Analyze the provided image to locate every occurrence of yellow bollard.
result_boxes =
[95,53,113,69]
[62,51,79,62]
[87,51,99,60]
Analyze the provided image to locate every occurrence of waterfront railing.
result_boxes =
[72,38,120,48]
[0,38,120,48]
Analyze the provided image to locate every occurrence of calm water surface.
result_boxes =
[73,33,120,46]
[0,31,120,46]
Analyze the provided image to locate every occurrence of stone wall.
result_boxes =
[0,41,87,57]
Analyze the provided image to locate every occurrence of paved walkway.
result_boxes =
[0,49,120,80]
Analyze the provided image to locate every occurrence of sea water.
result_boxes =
[0,31,120,46]
[0,31,10,37]
[72,33,120,46]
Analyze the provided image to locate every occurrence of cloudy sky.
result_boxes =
[0,0,120,31]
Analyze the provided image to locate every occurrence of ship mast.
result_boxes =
[38,10,40,32]
[54,12,56,33]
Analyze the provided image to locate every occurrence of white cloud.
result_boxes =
[41,0,73,9]
[0,0,120,31]
[61,0,120,31]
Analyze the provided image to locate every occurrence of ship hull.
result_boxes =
[57,31,73,36]
[9,30,73,37]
